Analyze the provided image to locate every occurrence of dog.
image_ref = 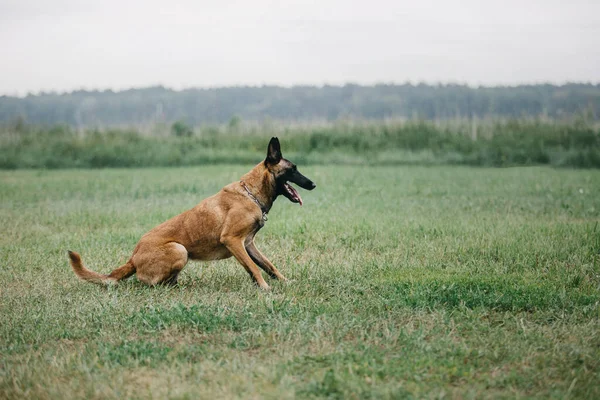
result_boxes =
[68,137,316,290]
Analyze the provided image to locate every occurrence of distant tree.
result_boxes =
[228,115,241,131]
[171,121,193,137]
[0,84,598,127]
[13,115,26,133]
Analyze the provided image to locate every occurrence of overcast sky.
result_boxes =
[1,0,599,95]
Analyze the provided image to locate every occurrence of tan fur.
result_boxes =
[68,159,292,290]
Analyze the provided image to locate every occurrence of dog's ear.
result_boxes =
[265,137,282,165]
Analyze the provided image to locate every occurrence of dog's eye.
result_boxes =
[292,165,297,171]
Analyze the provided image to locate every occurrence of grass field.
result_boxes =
[1,164,599,399]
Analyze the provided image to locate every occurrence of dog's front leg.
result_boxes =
[221,236,270,290]
[246,241,287,281]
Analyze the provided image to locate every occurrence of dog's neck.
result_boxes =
[240,162,277,213]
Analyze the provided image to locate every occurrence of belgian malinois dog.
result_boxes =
[68,137,315,290]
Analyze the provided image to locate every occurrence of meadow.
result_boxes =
[1,164,599,399]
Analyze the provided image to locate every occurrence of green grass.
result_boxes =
[1,165,599,399]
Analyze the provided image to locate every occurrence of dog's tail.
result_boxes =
[68,250,135,285]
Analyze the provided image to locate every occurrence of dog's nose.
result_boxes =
[309,182,316,190]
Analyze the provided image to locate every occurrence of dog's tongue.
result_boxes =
[285,183,303,206]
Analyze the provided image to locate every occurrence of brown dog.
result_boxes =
[68,137,315,290]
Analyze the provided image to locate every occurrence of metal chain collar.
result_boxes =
[240,180,268,222]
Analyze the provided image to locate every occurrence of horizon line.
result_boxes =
[3,80,600,98]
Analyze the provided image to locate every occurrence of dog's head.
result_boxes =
[264,137,316,205]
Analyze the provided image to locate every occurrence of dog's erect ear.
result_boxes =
[265,137,282,165]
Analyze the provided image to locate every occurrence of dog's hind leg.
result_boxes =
[246,241,287,281]
[133,242,188,286]
[163,271,181,286]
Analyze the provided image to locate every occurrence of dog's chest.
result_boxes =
[243,218,266,246]
[253,218,266,235]
[258,213,267,228]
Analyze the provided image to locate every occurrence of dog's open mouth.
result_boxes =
[284,182,303,205]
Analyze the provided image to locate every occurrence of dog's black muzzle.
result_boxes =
[289,170,316,190]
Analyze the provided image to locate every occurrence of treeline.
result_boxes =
[1,119,598,169]
[1,83,599,127]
